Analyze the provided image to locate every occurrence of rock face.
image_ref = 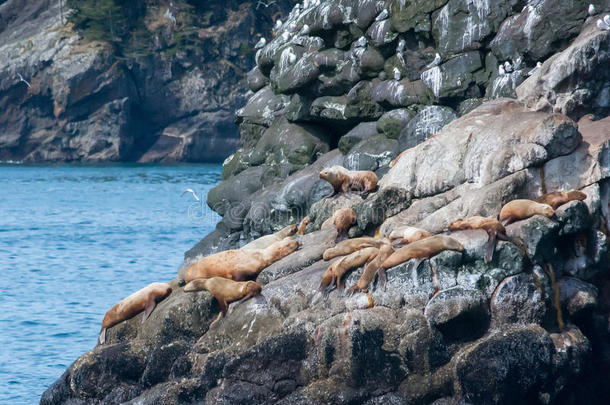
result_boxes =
[42,1,610,404]
[0,0,294,162]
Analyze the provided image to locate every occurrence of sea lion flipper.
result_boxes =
[209,311,223,328]
[484,230,497,263]
[99,328,107,345]
[216,296,229,317]
[142,299,157,323]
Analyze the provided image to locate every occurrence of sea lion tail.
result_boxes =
[484,231,497,263]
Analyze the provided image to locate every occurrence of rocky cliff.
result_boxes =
[0,0,291,162]
[41,0,610,404]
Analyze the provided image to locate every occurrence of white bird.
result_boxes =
[281,31,291,41]
[588,4,596,16]
[425,53,442,69]
[375,9,388,21]
[181,188,200,201]
[300,24,310,35]
[396,39,406,53]
[498,65,506,75]
[504,61,513,73]
[354,36,367,48]
[274,19,283,30]
[597,18,610,30]
[513,57,523,71]
[604,15,610,25]
[256,0,276,9]
[527,62,542,76]
[393,67,401,81]
[303,0,310,8]
[255,37,266,49]
[16,73,30,88]
[288,51,297,64]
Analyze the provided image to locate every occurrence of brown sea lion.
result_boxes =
[184,277,262,327]
[185,238,299,283]
[388,226,432,245]
[321,207,357,237]
[322,237,387,261]
[241,224,297,250]
[296,216,310,235]
[319,165,378,194]
[536,190,587,210]
[380,235,464,287]
[99,282,172,344]
[448,216,509,263]
[499,199,554,226]
[348,243,395,295]
[319,246,380,296]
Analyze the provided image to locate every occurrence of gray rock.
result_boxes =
[344,135,398,172]
[247,66,269,92]
[490,273,548,326]
[555,201,591,235]
[338,122,380,154]
[505,215,560,263]
[377,109,415,139]
[558,277,598,318]
[420,51,484,98]
[398,106,457,151]
[371,79,434,107]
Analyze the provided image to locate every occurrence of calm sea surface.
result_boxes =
[0,164,222,404]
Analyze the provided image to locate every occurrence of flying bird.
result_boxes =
[254,37,266,49]
[425,53,442,69]
[182,189,200,201]
[256,0,276,9]
[588,4,596,16]
[16,73,30,88]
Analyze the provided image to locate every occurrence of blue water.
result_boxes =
[0,164,222,404]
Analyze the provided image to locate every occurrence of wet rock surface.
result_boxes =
[41,0,610,404]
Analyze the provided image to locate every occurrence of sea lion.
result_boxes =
[184,277,262,327]
[536,190,587,210]
[321,207,357,237]
[380,235,464,287]
[319,165,378,194]
[448,216,509,263]
[297,216,310,235]
[241,224,297,250]
[388,226,432,244]
[99,282,172,344]
[348,243,395,295]
[323,236,387,260]
[499,199,554,226]
[319,246,380,295]
[185,238,299,283]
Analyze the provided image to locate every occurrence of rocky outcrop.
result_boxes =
[42,1,610,404]
[0,0,293,162]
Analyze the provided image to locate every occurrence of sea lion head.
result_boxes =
[567,190,587,202]
[538,203,555,218]
[441,235,465,252]
[275,238,300,255]
[448,219,466,231]
[244,281,262,297]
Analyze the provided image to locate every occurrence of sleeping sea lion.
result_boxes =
[536,190,586,210]
[388,226,432,245]
[319,165,378,194]
[380,235,464,288]
[321,207,357,237]
[297,216,310,235]
[448,216,508,263]
[323,237,387,260]
[99,282,172,344]
[348,243,395,295]
[499,199,554,226]
[184,277,262,327]
[241,224,297,250]
[319,246,380,296]
[185,238,299,283]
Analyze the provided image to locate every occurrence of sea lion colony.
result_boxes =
[97,163,586,344]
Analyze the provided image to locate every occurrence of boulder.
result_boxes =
[398,106,457,151]
[376,108,415,139]
[338,122,380,154]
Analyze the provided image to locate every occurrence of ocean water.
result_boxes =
[0,164,222,404]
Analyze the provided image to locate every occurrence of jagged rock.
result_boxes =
[516,19,610,117]
[248,118,331,172]
[376,108,415,139]
[398,105,457,151]
[432,0,516,57]
[338,122,380,154]
[420,51,483,99]
[505,215,560,263]
[381,99,581,200]
[490,273,548,326]
[344,135,398,172]
[424,286,488,341]
[455,325,555,404]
